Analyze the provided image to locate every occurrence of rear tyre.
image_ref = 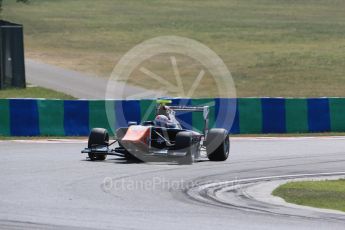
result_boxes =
[206,128,229,161]
[175,131,194,165]
[88,128,109,161]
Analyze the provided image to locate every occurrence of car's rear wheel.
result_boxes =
[88,128,109,161]
[206,128,229,161]
[175,131,194,165]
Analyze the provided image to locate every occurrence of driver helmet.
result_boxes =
[157,105,170,117]
[154,115,169,127]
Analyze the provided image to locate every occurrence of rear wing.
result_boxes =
[167,106,210,136]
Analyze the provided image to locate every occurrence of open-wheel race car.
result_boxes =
[81,100,230,164]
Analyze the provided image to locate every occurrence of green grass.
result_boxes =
[2,0,345,97]
[273,179,345,212]
[0,86,75,99]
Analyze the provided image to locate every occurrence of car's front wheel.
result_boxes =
[88,128,109,161]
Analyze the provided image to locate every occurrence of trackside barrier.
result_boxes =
[0,98,344,136]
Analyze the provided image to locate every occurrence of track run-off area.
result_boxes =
[0,136,345,230]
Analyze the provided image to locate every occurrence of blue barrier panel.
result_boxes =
[262,98,286,133]
[230,99,239,134]
[307,98,331,132]
[171,98,192,130]
[3,98,343,136]
[64,100,89,136]
[215,98,238,133]
[231,107,240,134]
[10,99,39,136]
[115,100,141,129]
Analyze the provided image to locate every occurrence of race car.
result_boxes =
[81,100,230,164]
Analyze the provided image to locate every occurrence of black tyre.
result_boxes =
[88,128,109,161]
[175,131,194,165]
[205,128,229,161]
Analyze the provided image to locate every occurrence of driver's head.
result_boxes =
[157,105,170,117]
[154,115,169,127]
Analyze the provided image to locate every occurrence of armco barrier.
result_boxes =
[0,98,344,136]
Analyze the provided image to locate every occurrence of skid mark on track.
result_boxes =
[185,172,345,222]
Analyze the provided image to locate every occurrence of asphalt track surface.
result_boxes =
[26,59,158,99]
[0,137,345,230]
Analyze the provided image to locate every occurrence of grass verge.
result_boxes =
[0,86,75,99]
[273,179,345,212]
[3,0,345,97]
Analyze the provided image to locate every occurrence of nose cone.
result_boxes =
[122,125,150,143]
